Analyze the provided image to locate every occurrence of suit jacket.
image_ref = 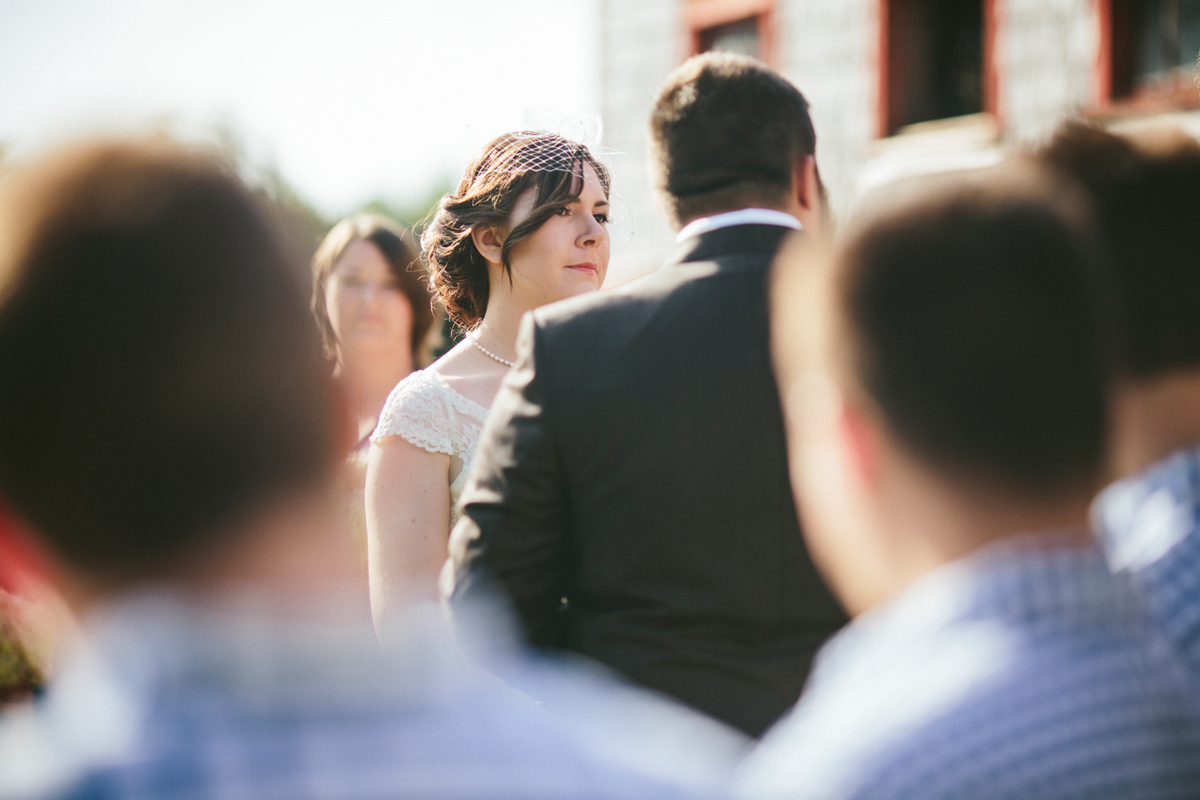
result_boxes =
[449,223,848,737]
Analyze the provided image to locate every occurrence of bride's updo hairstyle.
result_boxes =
[422,131,611,329]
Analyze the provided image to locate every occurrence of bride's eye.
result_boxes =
[554,206,572,217]
[593,213,609,225]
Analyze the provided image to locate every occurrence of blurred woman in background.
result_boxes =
[312,216,436,565]
[367,132,611,631]
[312,215,436,446]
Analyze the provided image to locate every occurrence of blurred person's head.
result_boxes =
[311,215,435,373]
[422,132,611,330]
[0,140,350,607]
[649,52,825,234]
[773,167,1115,615]
[1039,122,1200,475]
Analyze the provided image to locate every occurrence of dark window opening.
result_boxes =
[699,16,762,60]
[886,0,984,135]
[1111,0,1200,101]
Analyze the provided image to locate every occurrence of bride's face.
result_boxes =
[504,163,610,304]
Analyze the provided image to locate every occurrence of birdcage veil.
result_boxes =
[461,113,631,242]
[464,130,609,196]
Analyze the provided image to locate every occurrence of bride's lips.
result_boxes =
[567,262,598,275]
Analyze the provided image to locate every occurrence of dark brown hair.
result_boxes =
[421,132,610,330]
[834,170,1115,499]
[311,214,436,366]
[650,52,818,228]
[0,140,343,583]
[1040,122,1200,378]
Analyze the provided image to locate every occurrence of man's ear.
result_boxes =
[837,395,880,492]
[470,225,504,266]
[793,155,820,212]
[791,155,828,239]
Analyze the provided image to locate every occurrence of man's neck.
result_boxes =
[1112,369,1200,477]
[858,475,1094,615]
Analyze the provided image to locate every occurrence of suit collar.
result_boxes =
[675,208,802,242]
[666,223,795,268]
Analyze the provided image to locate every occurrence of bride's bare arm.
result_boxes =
[365,437,451,635]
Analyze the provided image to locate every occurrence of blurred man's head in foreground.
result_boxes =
[1040,123,1200,477]
[0,140,347,604]
[773,166,1115,614]
[649,52,826,234]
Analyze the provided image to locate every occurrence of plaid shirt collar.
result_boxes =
[811,535,1143,685]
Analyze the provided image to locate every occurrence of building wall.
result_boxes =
[1001,0,1097,144]
[778,0,878,220]
[599,0,684,284]
[598,0,884,279]
[597,0,1197,282]
[599,0,881,281]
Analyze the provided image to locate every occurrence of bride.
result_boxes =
[366,132,611,632]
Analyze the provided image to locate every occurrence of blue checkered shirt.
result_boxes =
[734,538,1200,800]
[1094,444,1200,687]
[0,594,720,800]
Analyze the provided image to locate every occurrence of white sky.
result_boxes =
[0,0,602,216]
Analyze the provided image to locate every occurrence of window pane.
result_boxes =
[887,0,983,133]
[1135,0,1200,89]
[700,17,761,60]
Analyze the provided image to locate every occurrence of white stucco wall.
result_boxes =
[599,0,683,285]
[778,0,879,219]
[1000,0,1098,145]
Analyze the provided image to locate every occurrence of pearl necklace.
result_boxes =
[466,331,514,367]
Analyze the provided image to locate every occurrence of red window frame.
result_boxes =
[685,0,779,66]
[1094,0,1200,113]
[876,0,1001,138]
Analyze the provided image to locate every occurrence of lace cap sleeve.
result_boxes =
[371,370,459,456]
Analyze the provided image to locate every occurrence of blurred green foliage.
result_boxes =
[360,176,455,237]
[211,124,451,287]
[0,596,43,705]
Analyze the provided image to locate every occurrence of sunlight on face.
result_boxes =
[325,239,413,363]
[505,163,611,306]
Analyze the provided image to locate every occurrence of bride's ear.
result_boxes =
[470,225,504,267]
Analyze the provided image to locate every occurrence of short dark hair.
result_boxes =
[310,214,436,365]
[1039,122,1200,378]
[834,170,1115,499]
[650,52,817,227]
[0,141,343,582]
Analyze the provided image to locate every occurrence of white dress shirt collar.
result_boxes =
[675,208,802,243]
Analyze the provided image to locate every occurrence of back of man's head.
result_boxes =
[650,52,817,228]
[0,141,342,587]
[1040,122,1200,379]
[833,170,1115,501]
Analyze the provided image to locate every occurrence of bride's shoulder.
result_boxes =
[422,342,495,416]
[372,365,486,456]
[389,366,445,397]
[372,370,454,449]
[379,368,455,420]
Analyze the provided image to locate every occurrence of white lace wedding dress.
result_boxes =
[370,368,490,524]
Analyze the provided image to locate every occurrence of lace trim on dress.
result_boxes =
[371,369,488,459]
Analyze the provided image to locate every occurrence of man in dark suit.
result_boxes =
[447,52,847,738]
